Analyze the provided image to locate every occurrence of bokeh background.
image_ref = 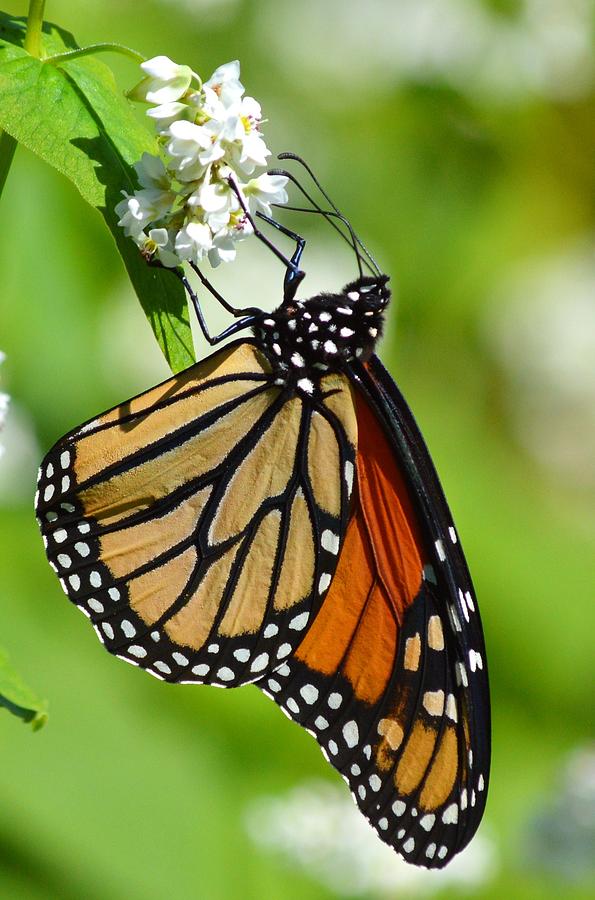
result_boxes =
[1,1,594,898]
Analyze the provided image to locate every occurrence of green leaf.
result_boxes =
[0,14,194,373]
[0,646,47,730]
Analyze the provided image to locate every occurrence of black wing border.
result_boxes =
[351,353,491,852]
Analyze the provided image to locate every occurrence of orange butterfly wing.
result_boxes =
[258,364,488,868]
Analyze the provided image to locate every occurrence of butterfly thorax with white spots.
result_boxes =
[254,275,391,395]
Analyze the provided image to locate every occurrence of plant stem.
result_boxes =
[24,0,46,59]
[46,43,145,66]
[0,0,46,201]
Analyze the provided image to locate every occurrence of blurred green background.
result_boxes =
[1,1,594,898]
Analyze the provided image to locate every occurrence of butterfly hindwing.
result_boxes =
[362,355,491,823]
[36,340,357,685]
[257,358,489,868]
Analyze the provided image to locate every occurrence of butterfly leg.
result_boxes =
[149,259,257,345]
[255,211,306,303]
[178,271,257,345]
[188,262,261,318]
[227,176,306,298]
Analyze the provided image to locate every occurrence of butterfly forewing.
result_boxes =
[257,363,489,868]
[36,340,356,685]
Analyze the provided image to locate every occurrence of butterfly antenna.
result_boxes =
[278,152,382,276]
[268,167,366,278]
[278,202,371,277]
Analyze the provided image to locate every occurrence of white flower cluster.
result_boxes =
[0,352,9,461]
[116,57,288,268]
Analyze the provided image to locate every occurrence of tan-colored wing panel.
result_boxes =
[219,508,282,637]
[164,541,242,650]
[307,411,341,517]
[319,374,358,448]
[74,379,268,485]
[208,397,303,545]
[38,340,361,693]
[99,487,211,580]
[129,546,198,625]
[273,488,315,612]
[78,390,276,524]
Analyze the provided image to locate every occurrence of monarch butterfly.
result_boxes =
[35,155,490,868]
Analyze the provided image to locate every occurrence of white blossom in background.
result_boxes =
[156,0,240,24]
[260,0,595,104]
[245,780,497,898]
[522,745,595,883]
[484,241,595,489]
[116,57,288,268]
[0,352,8,460]
[0,353,40,505]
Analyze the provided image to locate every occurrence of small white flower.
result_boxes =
[175,221,213,264]
[134,153,171,191]
[132,55,194,104]
[115,194,155,238]
[208,233,237,267]
[167,119,210,160]
[245,173,289,216]
[115,183,176,239]
[198,120,231,166]
[230,130,270,175]
[116,155,178,237]
[239,95,263,129]
[167,119,225,175]
[188,172,239,232]
[141,227,180,268]
[146,101,191,134]
[222,95,269,174]
[200,87,227,126]
[208,212,254,267]
[204,60,244,108]
[194,179,230,213]
[204,207,231,234]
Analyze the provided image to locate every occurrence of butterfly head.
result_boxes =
[343,274,391,311]
[331,272,391,362]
